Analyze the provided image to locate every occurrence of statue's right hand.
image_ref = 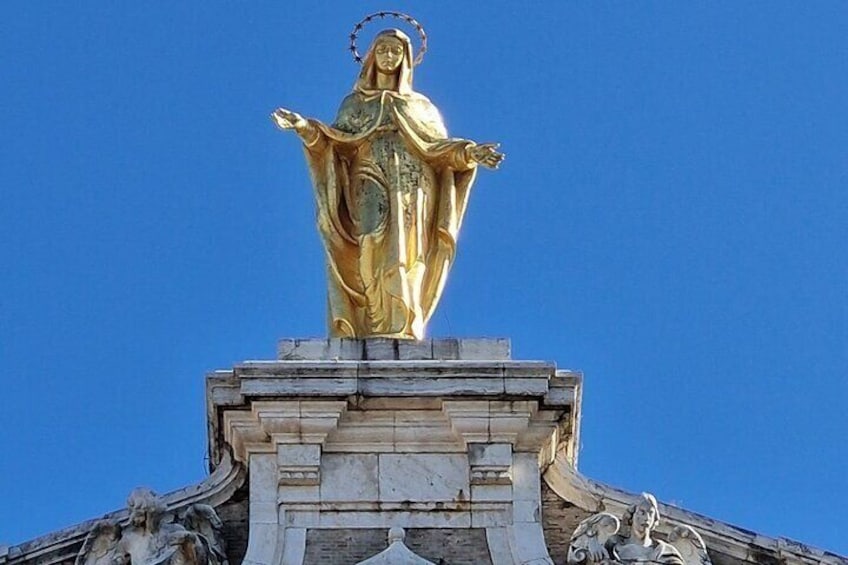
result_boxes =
[271,108,307,132]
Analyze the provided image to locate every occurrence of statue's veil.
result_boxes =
[354,29,415,95]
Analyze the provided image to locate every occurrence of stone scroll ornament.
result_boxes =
[75,488,228,565]
[567,493,711,565]
[272,12,504,340]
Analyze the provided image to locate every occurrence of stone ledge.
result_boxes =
[277,338,511,361]
[211,360,574,404]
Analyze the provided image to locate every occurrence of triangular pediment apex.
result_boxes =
[355,528,435,565]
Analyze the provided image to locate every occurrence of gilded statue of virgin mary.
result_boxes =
[272,17,503,340]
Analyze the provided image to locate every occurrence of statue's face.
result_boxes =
[374,37,404,74]
[632,502,657,537]
[129,507,146,527]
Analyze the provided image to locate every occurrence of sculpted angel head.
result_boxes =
[126,487,168,531]
[623,492,661,540]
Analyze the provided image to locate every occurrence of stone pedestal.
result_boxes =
[206,338,581,564]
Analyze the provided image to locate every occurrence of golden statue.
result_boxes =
[272,13,503,340]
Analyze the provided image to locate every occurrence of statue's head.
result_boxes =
[374,33,405,75]
[126,487,167,530]
[355,29,415,94]
[624,492,660,539]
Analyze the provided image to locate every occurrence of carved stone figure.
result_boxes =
[567,493,711,565]
[76,488,227,565]
[272,13,503,340]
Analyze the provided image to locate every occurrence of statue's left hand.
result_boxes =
[468,143,505,169]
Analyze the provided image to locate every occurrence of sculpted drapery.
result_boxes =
[273,28,502,339]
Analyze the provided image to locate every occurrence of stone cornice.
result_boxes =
[207,353,581,468]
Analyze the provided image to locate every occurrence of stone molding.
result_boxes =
[277,337,512,362]
[207,361,580,465]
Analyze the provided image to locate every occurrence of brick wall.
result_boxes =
[541,480,592,563]
[304,528,493,564]
[216,483,249,564]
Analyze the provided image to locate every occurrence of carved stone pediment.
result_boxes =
[355,528,435,565]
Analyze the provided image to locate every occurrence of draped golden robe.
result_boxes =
[298,30,480,339]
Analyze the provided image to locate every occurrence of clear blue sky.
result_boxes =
[1,1,846,556]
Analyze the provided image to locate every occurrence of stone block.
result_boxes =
[471,484,513,502]
[398,339,433,360]
[249,454,277,502]
[432,338,459,359]
[403,510,472,528]
[326,338,364,360]
[504,377,550,395]
[281,528,306,565]
[320,454,379,502]
[485,528,514,565]
[241,375,358,397]
[277,338,328,360]
[508,523,551,562]
[250,500,277,524]
[513,499,541,523]
[458,338,511,360]
[364,338,397,360]
[284,509,318,527]
[278,485,320,503]
[360,375,505,396]
[393,411,464,453]
[245,521,280,564]
[512,453,541,501]
[378,453,469,502]
[277,444,321,467]
[468,443,512,467]
[471,508,510,527]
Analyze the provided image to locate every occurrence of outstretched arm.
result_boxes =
[271,108,322,146]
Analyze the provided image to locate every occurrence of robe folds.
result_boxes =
[301,89,478,339]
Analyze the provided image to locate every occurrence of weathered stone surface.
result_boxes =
[276,337,512,361]
[458,337,511,360]
[321,454,379,502]
[469,443,512,467]
[397,339,433,360]
[378,454,469,502]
